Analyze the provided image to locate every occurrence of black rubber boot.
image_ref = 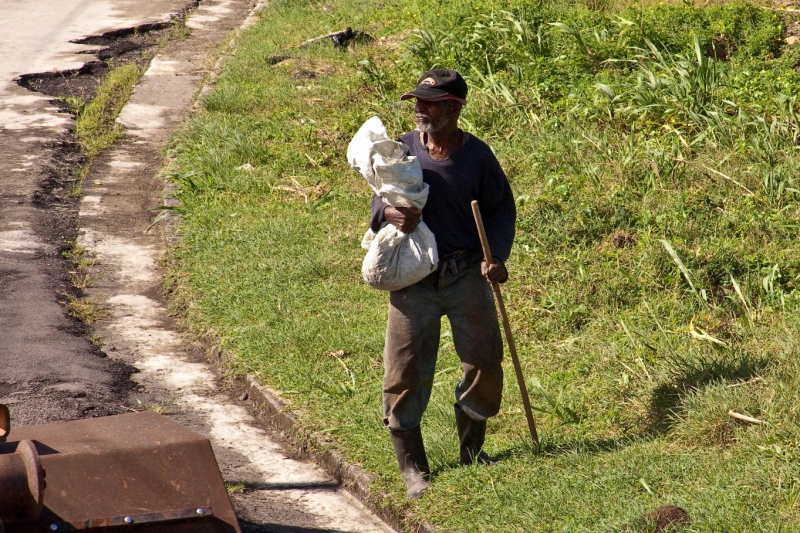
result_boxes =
[390,427,431,499]
[454,404,490,466]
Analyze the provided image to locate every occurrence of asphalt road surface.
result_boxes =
[0,1,394,532]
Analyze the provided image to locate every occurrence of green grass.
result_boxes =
[58,290,107,325]
[163,0,800,530]
[225,480,247,495]
[73,63,143,158]
[64,63,144,195]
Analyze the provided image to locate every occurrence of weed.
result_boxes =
[660,239,707,307]
[58,292,107,325]
[69,258,105,290]
[63,96,86,115]
[134,398,175,415]
[88,334,105,348]
[224,480,247,494]
[529,376,581,425]
[61,239,87,261]
[63,239,106,290]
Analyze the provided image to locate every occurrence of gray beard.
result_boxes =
[415,106,459,134]
[416,119,451,134]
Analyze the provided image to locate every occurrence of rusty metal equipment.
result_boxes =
[0,403,46,524]
[0,439,45,523]
[0,408,241,532]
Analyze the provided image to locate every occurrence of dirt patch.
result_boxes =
[4,371,140,427]
[32,135,90,326]
[0,268,21,290]
[34,137,87,204]
[601,229,638,249]
[708,33,735,60]
[644,505,691,533]
[780,6,800,51]
[788,18,800,35]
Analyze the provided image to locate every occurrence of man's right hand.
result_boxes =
[384,206,421,234]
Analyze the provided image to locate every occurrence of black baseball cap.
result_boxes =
[401,69,468,104]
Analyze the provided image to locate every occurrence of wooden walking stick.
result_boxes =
[471,200,540,448]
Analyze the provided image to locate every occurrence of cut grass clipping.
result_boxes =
[163,0,800,531]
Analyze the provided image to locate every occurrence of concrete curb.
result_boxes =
[203,347,408,530]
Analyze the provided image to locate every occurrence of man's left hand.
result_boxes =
[481,259,508,284]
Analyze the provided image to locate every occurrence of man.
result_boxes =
[370,69,516,499]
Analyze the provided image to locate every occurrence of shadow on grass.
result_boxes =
[428,348,773,473]
[431,435,642,472]
[644,348,771,435]
[433,350,772,467]
[535,435,640,457]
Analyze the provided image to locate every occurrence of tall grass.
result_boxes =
[164,0,800,530]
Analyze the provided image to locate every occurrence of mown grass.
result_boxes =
[163,0,800,531]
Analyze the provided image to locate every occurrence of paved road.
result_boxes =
[0,1,394,532]
[0,0,186,425]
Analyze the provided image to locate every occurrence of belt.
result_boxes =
[437,250,482,277]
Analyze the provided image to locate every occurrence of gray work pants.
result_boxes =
[382,252,504,431]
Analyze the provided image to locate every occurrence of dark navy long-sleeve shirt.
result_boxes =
[370,131,516,261]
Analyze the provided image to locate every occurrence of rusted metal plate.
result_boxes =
[3,412,240,533]
[41,506,214,530]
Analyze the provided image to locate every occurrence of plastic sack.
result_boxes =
[347,117,438,291]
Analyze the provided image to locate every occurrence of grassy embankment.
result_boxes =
[163,0,800,530]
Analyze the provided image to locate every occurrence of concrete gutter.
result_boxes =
[204,350,394,526]
[79,0,433,531]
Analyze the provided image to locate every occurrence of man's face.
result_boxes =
[414,99,461,134]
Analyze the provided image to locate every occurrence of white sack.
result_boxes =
[347,116,438,291]
[347,116,429,209]
[360,223,438,292]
